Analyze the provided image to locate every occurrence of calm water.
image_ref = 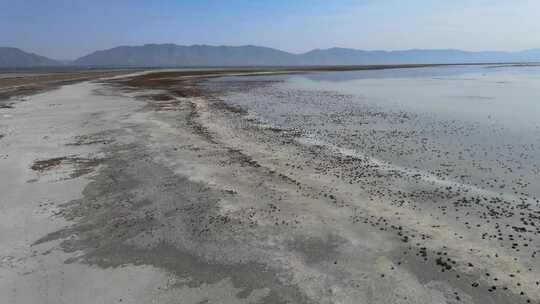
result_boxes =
[286,65,540,128]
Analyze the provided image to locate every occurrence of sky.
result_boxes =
[1,0,539,60]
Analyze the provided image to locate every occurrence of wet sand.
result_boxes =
[1,67,538,304]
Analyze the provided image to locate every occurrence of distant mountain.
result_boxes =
[299,48,540,65]
[74,44,540,67]
[0,47,60,68]
[3,44,540,68]
[74,44,297,67]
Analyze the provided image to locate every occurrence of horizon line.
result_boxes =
[2,44,540,62]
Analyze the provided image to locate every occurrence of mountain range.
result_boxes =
[0,47,61,68]
[2,44,540,68]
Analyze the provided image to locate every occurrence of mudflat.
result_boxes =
[0,69,141,103]
[1,67,538,304]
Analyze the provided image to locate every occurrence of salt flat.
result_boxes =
[1,67,538,304]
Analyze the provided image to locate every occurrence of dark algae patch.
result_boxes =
[31,155,102,178]
[31,156,69,171]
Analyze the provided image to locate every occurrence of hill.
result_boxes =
[74,44,540,67]
[0,47,60,68]
[74,44,297,67]
[3,45,540,68]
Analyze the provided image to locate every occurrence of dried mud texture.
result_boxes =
[34,139,313,304]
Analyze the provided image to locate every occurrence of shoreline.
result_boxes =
[1,68,538,303]
[0,69,143,104]
[116,70,539,302]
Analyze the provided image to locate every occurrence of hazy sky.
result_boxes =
[1,0,539,60]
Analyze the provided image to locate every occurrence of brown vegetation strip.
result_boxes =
[0,70,140,89]
[117,64,473,97]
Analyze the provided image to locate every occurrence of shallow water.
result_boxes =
[211,65,540,204]
[288,65,540,128]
